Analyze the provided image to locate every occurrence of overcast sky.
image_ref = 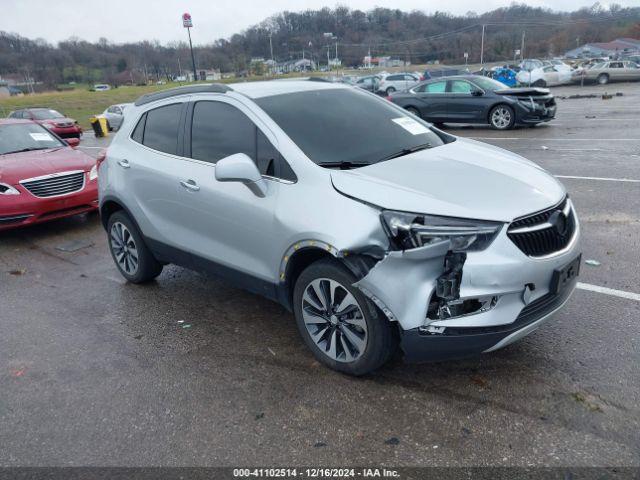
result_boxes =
[2,0,633,45]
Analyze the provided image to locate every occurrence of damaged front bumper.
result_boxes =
[354,219,581,362]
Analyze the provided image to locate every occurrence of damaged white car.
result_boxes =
[99,80,581,375]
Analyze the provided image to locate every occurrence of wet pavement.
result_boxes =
[1,82,639,467]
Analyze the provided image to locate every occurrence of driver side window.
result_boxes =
[190,101,295,181]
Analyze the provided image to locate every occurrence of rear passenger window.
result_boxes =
[425,81,446,93]
[141,103,182,155]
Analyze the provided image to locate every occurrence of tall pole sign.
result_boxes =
[183,13,197,82]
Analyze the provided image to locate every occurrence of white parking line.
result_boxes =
[555,175,640,183]
[577,283,640,302]
[78,146,103,150]
[470,137,640,141]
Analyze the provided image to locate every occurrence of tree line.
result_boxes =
[1,3,639,88]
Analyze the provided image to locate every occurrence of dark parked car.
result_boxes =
[389,75,557,130]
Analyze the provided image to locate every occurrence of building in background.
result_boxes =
[565,38,640,58]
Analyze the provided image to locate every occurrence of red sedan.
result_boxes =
[0,119,98,231]
[8,108,83,139]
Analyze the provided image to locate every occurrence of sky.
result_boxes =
[1,0,634,45]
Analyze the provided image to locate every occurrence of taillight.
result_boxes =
[96,149,107,169]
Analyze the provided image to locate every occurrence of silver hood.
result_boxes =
[330,138,565,222]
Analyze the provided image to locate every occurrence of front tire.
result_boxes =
[385,87,396,95]
[489,104,515,130]
[533,79,547,87]
[293,258,396,376]
[597,73,609,85]
[107,211,162,283]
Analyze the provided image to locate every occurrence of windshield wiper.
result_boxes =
[2,147,48,155]
[379,143,433,162]
[318,161,371,170]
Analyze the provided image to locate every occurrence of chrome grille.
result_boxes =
[507,197,576,257]
[20,171,85,198]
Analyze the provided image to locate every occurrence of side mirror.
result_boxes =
[215,153,267,198]
[66,138,80,148]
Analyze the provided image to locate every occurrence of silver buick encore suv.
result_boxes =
[99,80,581,375]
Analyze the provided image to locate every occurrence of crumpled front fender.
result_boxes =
[354,240,449,330]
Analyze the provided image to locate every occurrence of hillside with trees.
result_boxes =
[1,2,639,87]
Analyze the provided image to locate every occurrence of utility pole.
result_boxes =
[480,24,485,66]
[521,31,526,61]
[182,13,197,82]
[269,33,274,62]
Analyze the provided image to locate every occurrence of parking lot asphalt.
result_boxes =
[1,82,639,467]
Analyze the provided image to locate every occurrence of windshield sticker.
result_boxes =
[29,132,54,142]
[392,117,430,135]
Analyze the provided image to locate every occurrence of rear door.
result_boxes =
[118,101,192,265]
[410,80,448,121]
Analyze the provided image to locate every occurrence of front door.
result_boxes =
[444,79,484,122]
[174,98,285,289]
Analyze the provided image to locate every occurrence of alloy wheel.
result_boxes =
[491,107,512,129]
[110,222,139,275]
[301,278,368,363]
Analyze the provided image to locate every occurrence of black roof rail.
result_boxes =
[134,83,233,107]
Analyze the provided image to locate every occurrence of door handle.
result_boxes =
[180,179,200,192]
[117,159,130,169]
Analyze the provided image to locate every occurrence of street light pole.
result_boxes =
[480,24,485,66]
[182,13,197,82]
[187,27,197,82]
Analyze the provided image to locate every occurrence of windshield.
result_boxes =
[471,77,508,92]
[32,109,64,120]
[255,88,445,166]
[0,123,65,155]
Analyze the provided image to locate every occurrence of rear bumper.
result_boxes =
[400,279,577,363]
[50,126,83,138]
[0,179,98,231]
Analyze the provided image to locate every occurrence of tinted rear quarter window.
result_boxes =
[141,103,181,155]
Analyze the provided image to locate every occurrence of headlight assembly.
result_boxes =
[0,183,20,195]
[89,164,98,181]
[380,210,503,252]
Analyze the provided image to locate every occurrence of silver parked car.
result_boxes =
[101,103,132,131]
[573,60,640,84]
[377,72,420,95]
[99,81,581,375]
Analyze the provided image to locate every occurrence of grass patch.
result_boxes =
[0,72,317,130]
[0,84,169,130]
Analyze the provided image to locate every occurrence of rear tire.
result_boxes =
[107,211,162,283]
[386,87,396,95]
[597,73,609,85]
[489,104,516,130]
[533,79,547,87]
[405,106,421,118]
[293,258,396,376]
